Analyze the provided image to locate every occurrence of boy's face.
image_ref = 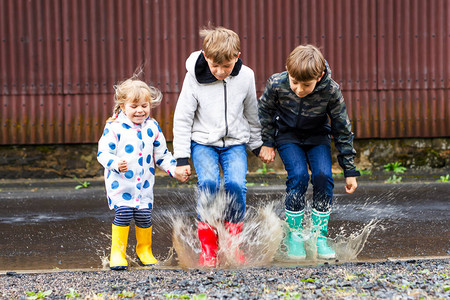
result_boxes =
[204,53,240,81]
[288,72,324,98]
[121,98,150,124]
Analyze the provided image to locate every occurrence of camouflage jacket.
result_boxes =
[258,63,360,177]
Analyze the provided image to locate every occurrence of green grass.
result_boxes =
[385,174,402,184]
[437,174,449,183]
[74,176,91,189]
[384,162,407,173]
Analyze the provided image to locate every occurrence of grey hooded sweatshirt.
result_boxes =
[173,50,263,165]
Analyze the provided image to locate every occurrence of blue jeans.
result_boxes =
[278,143,334,212]
[191,142,247,223]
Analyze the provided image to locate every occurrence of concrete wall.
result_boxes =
[1,138,449,179]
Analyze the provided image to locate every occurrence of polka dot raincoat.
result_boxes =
[97,112,176,210]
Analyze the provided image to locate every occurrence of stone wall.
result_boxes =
[1,138,449,179]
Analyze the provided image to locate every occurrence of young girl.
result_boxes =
[97,77,187,270]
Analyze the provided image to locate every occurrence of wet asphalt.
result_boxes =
[0,175,449,272]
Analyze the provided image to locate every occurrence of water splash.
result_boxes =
[98,189,382,269]
[171,189,283,269]
[332,218,380,261]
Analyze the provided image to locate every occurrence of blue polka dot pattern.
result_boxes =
[99,116,176,211]
[111,180,119,189]
[125,144,134,153]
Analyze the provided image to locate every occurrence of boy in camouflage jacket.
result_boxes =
[258,44,360,260]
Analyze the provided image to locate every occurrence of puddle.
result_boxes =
[0,183,449,271]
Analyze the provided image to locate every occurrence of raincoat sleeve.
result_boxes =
[258,76,278,148]
[153,121,177,177]
[97,123,121,173]
[327,86,360,178]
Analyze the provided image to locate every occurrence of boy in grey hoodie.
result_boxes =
[173,27,263,267]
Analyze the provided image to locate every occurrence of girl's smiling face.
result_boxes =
[121,98,150,124]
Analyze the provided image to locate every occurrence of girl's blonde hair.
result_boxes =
[106,77,162,123]
[200,26,240,64]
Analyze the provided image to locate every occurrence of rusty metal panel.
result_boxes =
[223,0,378,93]
[63,92,178,144]
[1,0,450,145]
[377,0,450,90]
[61,0,148,95]
[142,0,222,94]
[64,94,114,144]
[0,95,64,144]
[0,0,63,95]
[343,90,381,139]
[346,89,450,138]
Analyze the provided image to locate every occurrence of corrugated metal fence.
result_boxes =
[1,0,449,145]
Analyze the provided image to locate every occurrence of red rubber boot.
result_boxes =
[224,221,245,264]
[198,221,218,267]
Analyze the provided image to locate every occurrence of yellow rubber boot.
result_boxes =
[135,225,158,266]
[110,224,129,270]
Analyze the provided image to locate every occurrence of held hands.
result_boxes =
[345,177,358,194]
[259,146,276,164]
[175,165,191,183]
[118,159,128,173]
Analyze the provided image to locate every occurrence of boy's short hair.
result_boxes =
[200,27,240,64]
[286,44,326,82]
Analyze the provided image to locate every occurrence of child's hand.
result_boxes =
[175,165,191,183]
[345,177,358,194]
[259,146,275,164]
[118,159,128,173]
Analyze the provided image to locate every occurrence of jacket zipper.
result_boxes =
[222,81,228,147]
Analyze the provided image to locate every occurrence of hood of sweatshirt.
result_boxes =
[312,60,332,94]
[185,50,243,84]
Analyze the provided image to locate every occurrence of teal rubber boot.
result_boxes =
[285,209,306,259]
[311,209,336,259]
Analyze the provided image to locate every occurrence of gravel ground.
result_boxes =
[1,258,449,299]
